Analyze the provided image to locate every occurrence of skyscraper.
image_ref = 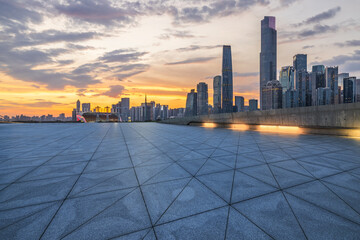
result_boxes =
[280,66,295,108]
[260,16,277,110]
[311,65,326,106]
[222,45,233,113]
[82,103,91,113]
[325,66,339,104]
[197,82,208,115]
[293,54,307,72]
[249,99,258,111]
[120,98,130,121]
[338,73,349,104]
[235,96,245,112]
[343,77,357,103]
[185,89,197,116]
[76,99,80,113]
[263,80,283,110]
[213,76,221,113]
[296,70,311,107]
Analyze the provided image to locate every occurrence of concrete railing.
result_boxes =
[161,102,360,129]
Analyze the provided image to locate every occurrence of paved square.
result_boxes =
[0,123,360,239]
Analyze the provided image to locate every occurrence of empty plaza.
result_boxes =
[0,123,360,239]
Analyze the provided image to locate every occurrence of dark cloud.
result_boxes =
[302,45,314,49]
[159,29,196,40]
[294,7,341,27]
[279,0,299,7]
[66,43,96,50]
[99,49,148,63]
[176,45,222,52]
[57,60,75,66]
[25,101,63,108]
[335,40,360,47]
[97,85,125,98]
[12,30,99,47]
[311,50,360,68]
[298,24,338,38]
[55,0,269,26]
[166,57,217,65]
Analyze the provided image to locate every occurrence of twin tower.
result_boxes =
[213,45,233,114]
[215,16,276,113]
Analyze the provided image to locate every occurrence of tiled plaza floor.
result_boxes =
[0,122,360,239]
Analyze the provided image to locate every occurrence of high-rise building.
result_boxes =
[338,73,349,90]
[185,89,197,116]
[82,103,91,113]
[325,66,339,104]
[357,79,360,102]
[120,98,130,121]
[249,99,258,111]
[316,87,331,105]
[296,70,311,107]
[213,76,221,113]
[263,80,282,110]
[222,45,233,113]
[311,65,326,106]
[260,16,277,110]
[235,96,245,112]
[280,66,295,108]
[197,82,208,115]
[293,54,307,72]
[76,100,80,113]
[72,108,77,121]
[279,66,294,91]
[343,77,357,103]
[284,89,299,108]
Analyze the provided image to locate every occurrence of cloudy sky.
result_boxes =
[0,0,359,116]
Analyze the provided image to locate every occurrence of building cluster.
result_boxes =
[0,113,70,122]
[260,16,360,110]
[73,97,185,122]
[130,96,185,122]
[185,45,259,116]
[186,16,359,116]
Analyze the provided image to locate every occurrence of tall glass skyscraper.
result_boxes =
[213,76,221,113]
[293,54,307,72]
[222,45,233,113]
[197,82,208,115]
[343,77,357,103]
[311,65,326,106]
[325,66,339,104]
[185,89,197,116]
[260,16,277,110]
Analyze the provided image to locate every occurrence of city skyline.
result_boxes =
[1,0,360,117]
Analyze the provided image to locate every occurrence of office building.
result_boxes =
[280,66,294,107]
[72,109,77,121]
[185,89,197,116]
[316,87,331,105]
[82,103,91,113]
[296,70,311,107]
[343,77,357,103]
[222,45,233,113]
[311,65,326,106]
[325,66,339,104]
[284,89,299,108]
[293,54,307,72]
[260,16,277,110]
[197,82,208,115]
[76,100,80,113]
[213,76,221,113]
[235,96,245,112]
[338,73,349,90]
[263,80,283,110]
[249,99,258,111]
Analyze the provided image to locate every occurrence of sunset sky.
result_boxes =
[0,0,359,117]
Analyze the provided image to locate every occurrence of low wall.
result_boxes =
[162,102,360,129]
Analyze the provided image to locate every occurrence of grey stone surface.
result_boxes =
[0,122,359,239]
